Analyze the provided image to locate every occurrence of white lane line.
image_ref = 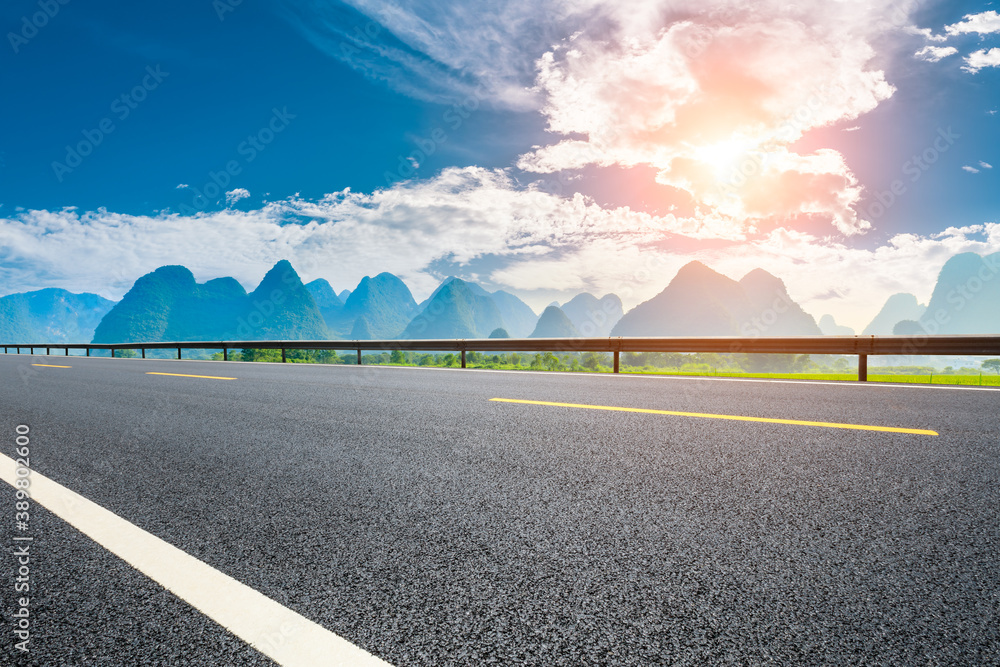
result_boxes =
[0,454,391,667]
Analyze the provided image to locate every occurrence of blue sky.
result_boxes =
[1,0,999,330]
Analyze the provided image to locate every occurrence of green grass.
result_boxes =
[204,350,1000,385]
[618,369,1000,385]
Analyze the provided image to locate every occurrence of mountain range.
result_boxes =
[92,261,328,343]
[0,288,115,343]
[403,278,505,339]
[2,252,998,343]
[611,262,822,336]
[913,251,1000,334]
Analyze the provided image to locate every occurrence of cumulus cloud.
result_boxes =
[175,183,189,189]
[963,48,1000,73]
[492,223,1000,331]
[3,168,999,332]
[276,1,918,237]
[225,188,251,206]
[945,10,1000,36]
[517,1,899,236]
[904,26,947,42]
[0,168,692,301]
[962,165,980,173]
[914,45,958,62]
[980,161,993,169]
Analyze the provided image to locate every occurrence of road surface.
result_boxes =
[2,353,998,665]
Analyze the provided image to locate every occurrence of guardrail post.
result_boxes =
[858,354,868,382]
[461,350,466,368]
[30,347,34,355]
[86,348,90,357]
[64,347,68,356]
[141,348,145,359]
[111,348,115,358]
[46,347,50,355]
[281,347,287,363]
[223,348,227,361]
[357,348,362,365]
[613,350,620,373]
[177,347,182,360]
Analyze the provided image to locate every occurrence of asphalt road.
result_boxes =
[2,353,999,665]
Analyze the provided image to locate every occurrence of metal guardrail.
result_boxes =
[3,335,1000,381]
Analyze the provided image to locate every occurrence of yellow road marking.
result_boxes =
[146,372,236,381]
[31,364,72,368]
[490,398,938,436]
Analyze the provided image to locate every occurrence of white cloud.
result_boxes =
[0,168,693,301]
[3,168,999,332]
[962,165,980,173]
[517,2,899,236]
[946,10,1000,36]
[963,48,1000,73]
[175,184,189,189]
[225,188,251,206]
[914,45,958,62]
[276,0,594,109]
[493,223,1000,332]
[274,1,927,238]
[904,25,948,42]
[981,161,994,169]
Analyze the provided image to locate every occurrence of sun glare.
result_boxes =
[694,137,759,183]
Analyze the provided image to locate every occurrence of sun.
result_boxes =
[692,136,761,185]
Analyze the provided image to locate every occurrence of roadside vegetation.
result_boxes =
[183,349,1000,386]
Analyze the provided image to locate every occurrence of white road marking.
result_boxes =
[0,453,392,667]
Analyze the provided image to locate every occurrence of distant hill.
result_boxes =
[862,293,926,335]
[93,266,200,343]
[417,277,538,337]
[334,273,418,339]
[350,316,373,339]
[170,276,247,340]
[612,262,821,336]
[305,279,344,331]
[338,289,351,302]
[916,252,1000,333]
[0,288,115,343]
[560,293,623,336]
[244,260,328,339]
[402,278,504,339]
[92,261,328,343]
[530,305,580,337]
[739,269,822,335]
[489,290,537,337]
[0,298,36,342]
[818,314,854,335]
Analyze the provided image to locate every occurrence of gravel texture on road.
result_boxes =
[2,354,998,665]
